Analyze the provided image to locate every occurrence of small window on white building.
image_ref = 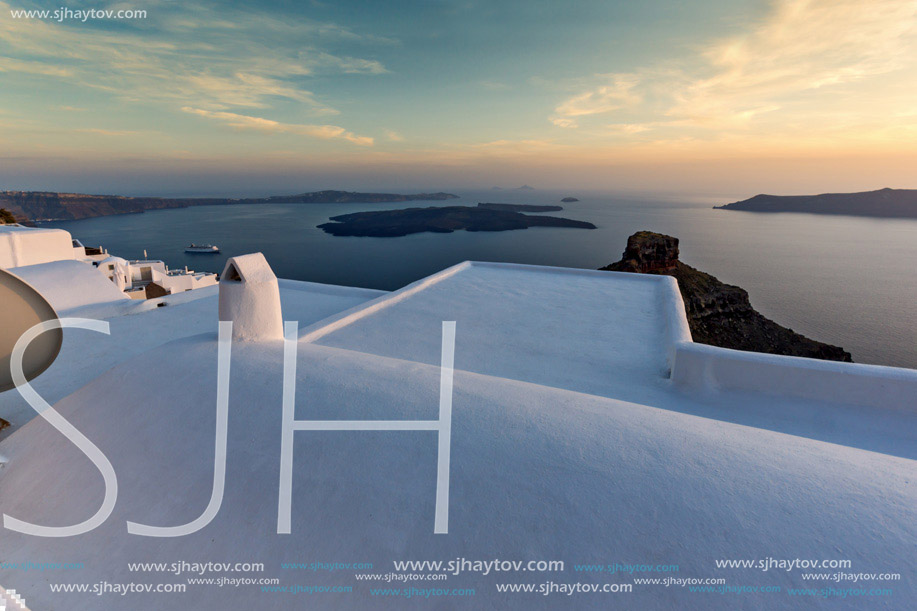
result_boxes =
[225,263,242,282]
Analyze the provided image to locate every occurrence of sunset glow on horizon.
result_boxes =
[1,0,916,195]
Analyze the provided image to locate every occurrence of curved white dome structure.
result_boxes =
[0,269,61,393]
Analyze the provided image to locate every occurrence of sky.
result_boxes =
[0,0,916,196]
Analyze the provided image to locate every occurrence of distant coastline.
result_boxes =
[476,203,563,212]
[716,187,917,219]
[26,190,917,367]
[0,189,459,223]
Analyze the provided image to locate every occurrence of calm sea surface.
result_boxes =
[45,190,917,369]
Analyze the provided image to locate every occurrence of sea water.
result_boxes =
[46,189,917,369]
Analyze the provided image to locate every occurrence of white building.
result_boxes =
[94,257,218,298]
[0,225,216,302]
[93,255,132,292]
[0,256,914,610]
[147,263,218,297]
[0,225,76,268]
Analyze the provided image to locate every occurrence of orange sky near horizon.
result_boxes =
[1,0,915,195]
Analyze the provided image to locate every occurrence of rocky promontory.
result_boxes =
[601,231,852,362]
[561,197,579,202]
[715,187,917,218]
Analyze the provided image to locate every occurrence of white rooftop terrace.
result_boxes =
[0,259,914,609]
[302,261,916,458]
[304,262,674,398]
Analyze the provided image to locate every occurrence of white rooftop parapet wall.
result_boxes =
[218,252,283,341]
[653,272,917,414]
[657,274,693,374]
[0,225,76,268]
[671,341,917,414]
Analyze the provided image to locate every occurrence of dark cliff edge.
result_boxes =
[0,190,459,223]
[715,187,917,219]
[601,231,853,362]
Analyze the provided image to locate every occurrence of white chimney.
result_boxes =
[218,253,283,341]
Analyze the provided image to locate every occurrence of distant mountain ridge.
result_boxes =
[715,188,917,218]
[0,190,459,222]
[476,203,563,212]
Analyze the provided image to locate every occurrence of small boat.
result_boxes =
[185,243,220,254]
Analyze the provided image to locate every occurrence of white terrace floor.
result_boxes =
[303,261,674,399]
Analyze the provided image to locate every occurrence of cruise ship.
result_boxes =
[185,243,220,253]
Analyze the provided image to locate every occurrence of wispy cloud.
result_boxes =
[314,53,388,75]
[178,72,334,111]
[383,129,404,142]
[0,1,387,113]
[479,80,510,91]
[181,107,373,146]
[75,128,141,136]
[551,0,917,140]
[551,76,641,127]
[0,56,74,76]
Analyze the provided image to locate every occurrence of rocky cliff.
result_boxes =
[258,191,459,204]
[601,231,852,362]
[0,191,223,221]
[0,190,460,222]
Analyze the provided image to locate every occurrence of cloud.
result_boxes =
[0,57,74,76]
[180,72,336,111]
[0,1,388,113]
[312,23,399,46]
[551,75,641,126]
[550,117,578,128]
[551,0,917,139]
[604,123,655,135]
[75,128,140,136]
[314,53,388,75]
[471,139,562,156]
[383,129,404,142]
[182,107,373,146]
